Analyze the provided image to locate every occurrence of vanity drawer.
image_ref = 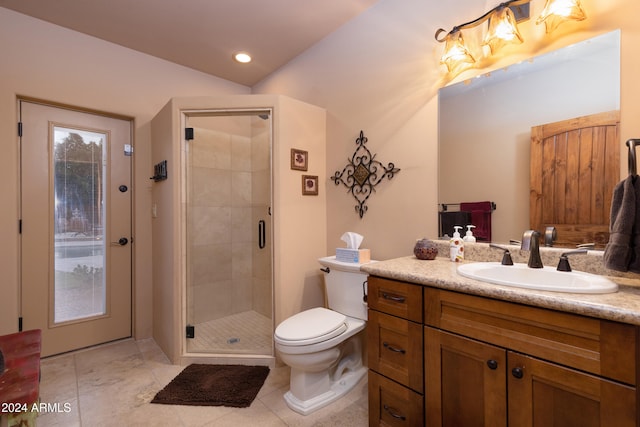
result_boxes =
[424,287,637,385]
[368,310,423,392]
[368,370,424,427]
[368,276,423,322]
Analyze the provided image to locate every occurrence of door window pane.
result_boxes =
[53,126,107,323]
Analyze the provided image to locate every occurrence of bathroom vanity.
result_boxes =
[362,255,640,426]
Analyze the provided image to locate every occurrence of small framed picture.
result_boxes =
[291,148,308,171]
[302,175,319,195]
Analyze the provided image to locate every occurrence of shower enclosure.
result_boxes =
[150,95,326,366]
[183,110,273,358]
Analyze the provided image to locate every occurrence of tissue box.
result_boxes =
[335,248,371,263]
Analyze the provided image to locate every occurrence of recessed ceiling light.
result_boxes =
[234,52,252,63]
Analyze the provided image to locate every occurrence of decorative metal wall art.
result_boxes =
[331,130,400,218]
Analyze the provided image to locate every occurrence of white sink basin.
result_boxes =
[457,262,618,294]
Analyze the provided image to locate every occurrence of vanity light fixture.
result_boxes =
[440,30,476,74]
[233,51,252,63]
[483,5,524,54]
[536,0,586,33]
[436,0,586,76]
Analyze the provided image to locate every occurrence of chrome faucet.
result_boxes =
[521,230,543,268]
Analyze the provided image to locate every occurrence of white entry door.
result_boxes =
[20,99,132,357]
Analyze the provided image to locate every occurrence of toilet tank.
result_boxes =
[319,256,374,321]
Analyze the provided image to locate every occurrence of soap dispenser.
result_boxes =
[450,226,464,262]
[463,225,476,243]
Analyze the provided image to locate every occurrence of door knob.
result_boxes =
[111,237,128,246]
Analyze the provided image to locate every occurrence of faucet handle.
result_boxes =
[489,244,514,265]
[577,243,595,250]
[544,226,557,247]
[557,249,588,272]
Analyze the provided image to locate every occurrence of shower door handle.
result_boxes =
[258,220,266,249]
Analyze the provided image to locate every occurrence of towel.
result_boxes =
[630,177,640,272]
[604,176,636,271]
[460,201,493,241]
[439,211,470,238]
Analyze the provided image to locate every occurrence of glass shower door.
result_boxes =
[184,111,273,356]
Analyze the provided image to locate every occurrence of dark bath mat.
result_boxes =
[151,364,270,408]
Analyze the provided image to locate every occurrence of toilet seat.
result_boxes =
[275,307,347,346]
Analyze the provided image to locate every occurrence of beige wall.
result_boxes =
[2,0,639,348]
[0,8,249,337]
[254,0,640,262]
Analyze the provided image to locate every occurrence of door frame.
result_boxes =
[17,95,136,354]
[179,108,275,364]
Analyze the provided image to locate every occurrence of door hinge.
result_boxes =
[18,317,23,332]
[185,128,194,141]
[18,219,22,234]
[186,325,195,339]
[17,122,22,137]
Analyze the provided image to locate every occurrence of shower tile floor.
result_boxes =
[36,338,369,426]
[188,311,272,355]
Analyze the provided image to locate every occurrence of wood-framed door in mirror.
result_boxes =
[530,110,620,249]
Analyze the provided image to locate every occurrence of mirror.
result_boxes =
[438,30,621,246]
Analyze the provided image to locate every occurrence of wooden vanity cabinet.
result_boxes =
[366,275,639,426]
[425,287,638,427]
[425,328,636,427]
[367,276,424,426]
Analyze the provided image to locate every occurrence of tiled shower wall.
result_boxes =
[188,117,271,325]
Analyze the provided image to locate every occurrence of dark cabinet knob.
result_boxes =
[487,359,498,370]
[512,367,524,379]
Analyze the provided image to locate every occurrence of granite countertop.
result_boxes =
[360,255,640,326]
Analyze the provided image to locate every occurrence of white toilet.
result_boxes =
[274,255,372,415]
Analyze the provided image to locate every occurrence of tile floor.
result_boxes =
[36,338,369,426]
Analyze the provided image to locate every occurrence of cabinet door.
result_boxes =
[425,327,507,427]
[508,352,636,427]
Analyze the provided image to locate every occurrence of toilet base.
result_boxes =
[283,365,367,415]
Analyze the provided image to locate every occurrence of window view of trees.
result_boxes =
[54,131,104,237]
[53,129,107,322]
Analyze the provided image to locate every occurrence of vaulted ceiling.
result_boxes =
[0,0,378,86]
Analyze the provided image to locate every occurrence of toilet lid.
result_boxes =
[275,307,347,346]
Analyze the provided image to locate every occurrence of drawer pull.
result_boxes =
[382,292,406,303]
[383,404,406,421]
[383,342,406,354]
